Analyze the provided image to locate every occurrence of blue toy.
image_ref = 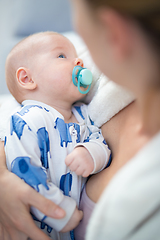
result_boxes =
[72,66,92,94]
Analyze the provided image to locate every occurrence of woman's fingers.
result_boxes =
[7,229,28,240]
[18,213,51,240]
[0,208,51,240]
[4,210,51,240]
[0,223,12,240]
[26,187,65,219]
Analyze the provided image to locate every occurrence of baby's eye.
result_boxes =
[58,54,66,58]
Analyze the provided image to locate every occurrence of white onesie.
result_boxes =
[5,100,110,240]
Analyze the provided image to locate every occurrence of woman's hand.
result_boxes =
[0,141,65,240]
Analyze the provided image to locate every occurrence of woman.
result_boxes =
[0,0,160,239]
[70,0,160,239]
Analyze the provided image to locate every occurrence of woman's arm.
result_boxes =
[0,141,65,240]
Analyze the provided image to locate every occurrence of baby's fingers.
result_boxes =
[65,153,74,167]
[65,156,80,172]
[74,165,85,176]
[75,165,93,177]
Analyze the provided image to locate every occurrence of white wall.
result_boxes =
[0,0,74,94]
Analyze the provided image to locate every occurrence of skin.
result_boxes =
[70,0,160,205]
[86,101,150,202]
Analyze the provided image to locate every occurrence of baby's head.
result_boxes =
[5,32,84,104]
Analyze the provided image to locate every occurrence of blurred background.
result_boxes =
[0,0,74,95]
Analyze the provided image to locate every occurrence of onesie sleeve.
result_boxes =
[73,103,111,174]
[5,110,76,232]
[75,127,111,174]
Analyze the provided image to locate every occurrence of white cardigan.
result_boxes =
[87,131,160,240]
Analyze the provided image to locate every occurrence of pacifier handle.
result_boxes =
[72,66,92,94]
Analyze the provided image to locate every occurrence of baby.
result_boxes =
[4,32,111,240]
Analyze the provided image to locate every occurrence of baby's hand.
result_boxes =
[61,207,83,232]
[65,147,94,177]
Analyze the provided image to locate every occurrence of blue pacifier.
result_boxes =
[72,66,92,94]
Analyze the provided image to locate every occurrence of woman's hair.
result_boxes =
[86,0,160,51]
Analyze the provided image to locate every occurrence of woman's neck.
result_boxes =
[138,89,160,136]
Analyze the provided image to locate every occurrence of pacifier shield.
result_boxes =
[72,66,92,94]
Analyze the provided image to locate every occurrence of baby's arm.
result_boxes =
[65,128,111,177]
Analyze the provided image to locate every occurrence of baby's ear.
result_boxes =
[16,67,37,90]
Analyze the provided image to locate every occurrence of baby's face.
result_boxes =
[30,33,84,102]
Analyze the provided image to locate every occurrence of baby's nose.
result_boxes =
[75,58,84,67]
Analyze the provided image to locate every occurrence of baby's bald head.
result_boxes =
[5,32,59,103]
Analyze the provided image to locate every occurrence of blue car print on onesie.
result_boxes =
[60,172,74,240]
[55,118,81,147]
[74,106,85,120]
[11,115,31,140]
[18,105,43,116]
[55,118,72,147]
[11,156,49,192]
[37,127,50,169]
[60,172,73,196]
